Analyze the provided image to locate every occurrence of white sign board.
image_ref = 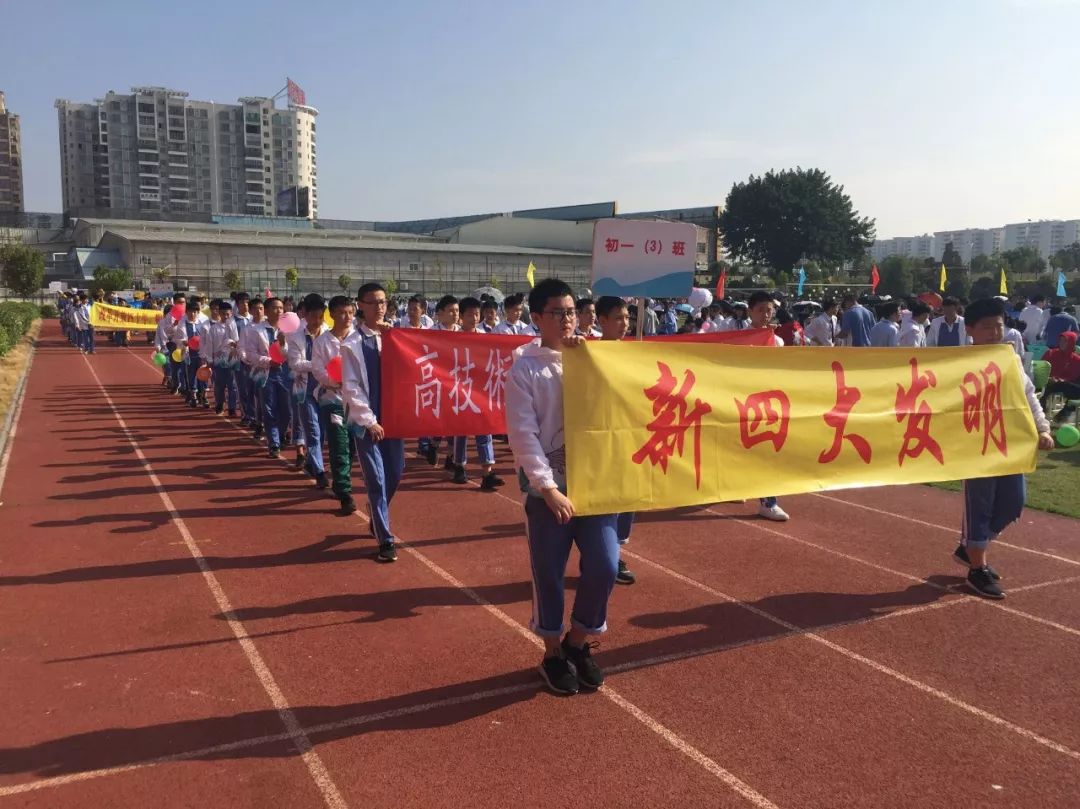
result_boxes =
[48,281,68,292]
[148,283,174,296]
[591,219,697,298]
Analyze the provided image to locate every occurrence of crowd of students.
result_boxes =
[60,281,1062,694]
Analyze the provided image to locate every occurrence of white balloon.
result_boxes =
[688,288,713,309]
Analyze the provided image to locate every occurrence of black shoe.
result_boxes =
[616,559,636,585]
[425,445,437,466]
[953,544,1000,581]
[228,409,237,418]
[443,455,455,471]
[561,636,604,689]
[376,543,398,563]
[315,472,329,490]
[294,453,306,471]
[268,446,280,459]
[187,398,197,408]
[200,397,210,409]
[253,424,264,440]
[538,655,579,696]
[339,495,357,515]
[479,472,504,491]
[451,465,468,485]
[214,406,223,415]
[967,566,1005,599]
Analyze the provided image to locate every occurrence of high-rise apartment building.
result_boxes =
[0,91,24,214]
[55,86,318,220]
[1003,220,1080,258]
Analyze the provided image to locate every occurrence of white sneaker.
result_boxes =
[758,503,789,522]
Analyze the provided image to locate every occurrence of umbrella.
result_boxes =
[675,303,694,314]
[472,286,505,303]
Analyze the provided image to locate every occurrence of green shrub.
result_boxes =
[39,303,58,319]
[0,301,38,356]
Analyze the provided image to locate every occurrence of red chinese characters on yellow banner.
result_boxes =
[562,343,1039,516]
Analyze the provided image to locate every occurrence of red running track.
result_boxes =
[2,323,1079,808]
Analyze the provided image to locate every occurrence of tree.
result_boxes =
[283,267,300,292]
[1001,246,1046,278]
[1050,242,1080,272]
[0,244,45,296]
[91,266,134,295]
[336,273,352,294]
[941,242,964,271]
[383,278,399,296]
[970,275,1000,301]
[222,270,243,294]
[488,274,501,290]
[151,267,171,283]
[719,167,875,273]
[945,272,972,301]
[876,255,917,298]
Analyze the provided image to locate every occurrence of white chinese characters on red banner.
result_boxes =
[381,329,533,438]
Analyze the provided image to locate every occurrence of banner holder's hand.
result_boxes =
[542,486,574,524]
[1038,431,1056,451]
[367,422,385,443]
[561,335,586,349]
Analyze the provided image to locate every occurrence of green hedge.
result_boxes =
[0,301,39,358]
[39,303,58,319]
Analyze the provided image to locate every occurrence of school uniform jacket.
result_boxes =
[286,324,330,397]
[203,319,240,366]
[340,324,384,428]
[505,343,568,494]
[310,327,355,405]
[926,316,967,347]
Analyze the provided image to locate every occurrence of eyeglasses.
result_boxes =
[361,299,388,307]
[543,308,577,320]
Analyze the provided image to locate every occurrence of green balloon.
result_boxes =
[151,351,168,367]
[1056,424,1080,448]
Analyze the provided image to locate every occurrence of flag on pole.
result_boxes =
[797,266,806,296]
[715,269,727,300]
[999,268,1008,296]
[870,264,880,294]
[286,78,306,106]
[525,261,536,289]
[939,263,948,293]
[1057,271,1067,298]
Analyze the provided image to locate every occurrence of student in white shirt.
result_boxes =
[311,295,357,511]
[287,293,330,485]
[899,302,931,347]
[745,291,789,522]
[804,299,839,346]
[395,295,434,329]
[506,277,619,695]
[153,303,175,386]
[232,292,255,426]
[239,298,267,439]
[171,299,209,407]
[869,302,902,347]
[204,299,240,416]
[926,297,967,347]
[250,298,292,457]
[494,293,533,335]
[574,297,602,338]
[1019,294,1049,345]
[341,282,406,563]
[480,299,501,333]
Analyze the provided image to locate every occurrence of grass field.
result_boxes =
[932,441,1080,519]
[0,319,40,424]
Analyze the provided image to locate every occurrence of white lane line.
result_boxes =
[810,492,1080,567]
[121,348,781,809]
[0,324,39,502]
[80,357,348,809]
[621,548,1080,762]
[719,511,1080,639]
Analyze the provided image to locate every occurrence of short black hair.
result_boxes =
[576,297,595,312]
[459,296,482,315]
[173,293,186,303]
[911,301,932,317]
[877,302,900,319]
[250,298,264,309]
[942,296,960,307]
[504,293,525,308]
[528,278,573,315]
[234,292,250,304]
[841,293,857,306]
[596,295,628,318]
[481,299,498,312]
[302,292,326,312]
[1031,293,1046,304]
[356,282,385,301]
[407,294,426,307]
[963,297,1006,327]
[328,295,351,314]
[435,294,458,312]
[219,300,233,312]
[748,290,776,308]
[264,297,281,308]
[821,297,837,310]
[209,298,223,309]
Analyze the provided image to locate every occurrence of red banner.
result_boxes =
[381,329,533,439]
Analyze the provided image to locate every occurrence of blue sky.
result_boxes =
[3,0,1078,237]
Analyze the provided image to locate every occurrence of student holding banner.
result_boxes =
[747,291,790,522]
[506,278,619,696]
[341,283,405,563]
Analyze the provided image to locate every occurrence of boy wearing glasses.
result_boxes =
[506,278,620,695]
[341,283,406,563]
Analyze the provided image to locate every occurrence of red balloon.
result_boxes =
[269,342,286,364]
[171,302,186,321]
[326,355,343,384]
[188,335,201,351]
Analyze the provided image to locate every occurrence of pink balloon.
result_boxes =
[278,312,302,334]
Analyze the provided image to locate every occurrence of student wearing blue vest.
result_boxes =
[926,297,967,346]
[341,282,406,563]
[232,292,255,426]
[171,300,209,408]
[287,293,330,487]
[252,298,293,458]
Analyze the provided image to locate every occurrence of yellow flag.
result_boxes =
[526,261,536,289]
[562,342,1037,515]
[999,268,1008,296]
[939,263,948,292]
[323,308,334,328]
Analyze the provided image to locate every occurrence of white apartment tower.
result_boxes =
[55,87,318,220]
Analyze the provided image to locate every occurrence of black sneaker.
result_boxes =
[187,398,197,408]
[294,453,306,471]
[315,472,329,490]
[268,446,280,459]
[616,559,636,585]
[200,398,211,409]
[228,409,237,418]
[953,544,1001,581]
[253,424,264,440]
[967,566,1005,599]
[339,495,357,515]
[425,445,437,466]
[443,455,455,471]
[479,472,504,491]
[451,465,468,485]
[214,405,223,415]
[561,636,604,689]
[376,543,398,563]
[538,655,579,696]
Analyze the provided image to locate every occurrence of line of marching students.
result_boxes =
[134,282,1055,696]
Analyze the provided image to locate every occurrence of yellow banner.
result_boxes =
[89,302,163,331]
[563,344,1038,515]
